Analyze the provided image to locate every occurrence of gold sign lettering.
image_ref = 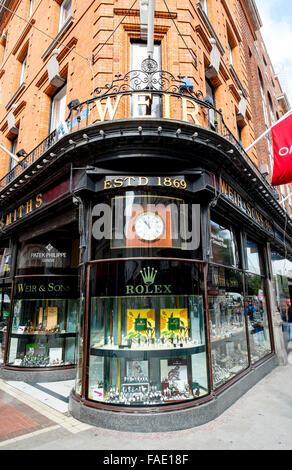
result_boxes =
[221,180,272,232]
[104,176,187,190]
[0,193,43,229]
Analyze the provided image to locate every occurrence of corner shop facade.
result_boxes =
[0,62,291,430]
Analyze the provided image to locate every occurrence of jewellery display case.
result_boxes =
[207,266,249,388]
[88,260,209,406]
[7,277,79,368]
[245,273,272,363]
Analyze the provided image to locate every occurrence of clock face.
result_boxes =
[134,212,165,241]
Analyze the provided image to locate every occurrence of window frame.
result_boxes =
[58,0,72,32]
[49,84,67,134]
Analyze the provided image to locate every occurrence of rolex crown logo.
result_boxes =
[140,267,158,285]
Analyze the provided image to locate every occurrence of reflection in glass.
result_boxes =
[245,239,262,275]
[270,251,292,345]
[88,260,209,406]
[245,274,271,363]
[208,266,248,388]
[0,286,10,364]
[7,277,79,368]
[210,220,238,267]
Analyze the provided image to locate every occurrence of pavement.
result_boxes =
[0,347,292,451]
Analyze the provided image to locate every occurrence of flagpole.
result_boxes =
[147,0,155,59]
[245,109,292,153]
[0,143,20,163]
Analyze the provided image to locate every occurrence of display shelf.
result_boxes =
[10,332,77,339]
[90,344,206,359]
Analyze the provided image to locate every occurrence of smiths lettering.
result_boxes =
[0,194,43,229]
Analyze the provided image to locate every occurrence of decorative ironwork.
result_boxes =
[93,57,199,98]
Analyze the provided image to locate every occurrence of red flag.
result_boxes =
[271,113,292,186]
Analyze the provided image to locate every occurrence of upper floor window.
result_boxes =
[28,0,34,18]
[130,41,161,117]
[228,42,234,66]
[59,0,72,31]
[49,84,67,133]
[205,77,217,130]
[200,0,208,15]
[20,55,27,86]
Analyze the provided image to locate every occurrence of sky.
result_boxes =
[256,0,292,105]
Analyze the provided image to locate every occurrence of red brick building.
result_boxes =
[0,0,290,431]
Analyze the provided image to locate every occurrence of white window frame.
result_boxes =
[200,0,208,15]
[50,84,67,133]
[28,0,34,18]
[58,0,72,31]
[20,56,27,86]
[130,41,162,118]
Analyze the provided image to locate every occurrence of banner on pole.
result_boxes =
[271,113,292,186]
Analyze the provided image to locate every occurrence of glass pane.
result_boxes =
[0,248,12,277]
[7,276,79,368]
[88,260,209,406]
[245,273,272,363]
[210,220,238,267]
[130,42,162,118]
[207,266,249,389]
[0,286,11,364]
[245,238,262,275]
[91,191,202,260]
[17,236,79,276]
[50,86,67,132]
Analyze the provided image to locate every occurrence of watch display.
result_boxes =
[88,259,209,406]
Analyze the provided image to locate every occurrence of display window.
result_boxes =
[207,266,249,388]
[17,235,79,276]
[210,220,239,268]
[270,251,292,345]
[245,238,263,275]
[6,276,79,368]
[0,285,11,364]
[0,247,12,278]
[245,273,272,363]
[88,260,209,406]
[91,191,202,260]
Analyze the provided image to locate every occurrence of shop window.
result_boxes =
[6,231,80,369]
[207,266,248,388]
[88,260,209,406]
[7,278,79,368]
[271,251,292,346]
[245,238,263,275]
[210,220,239,268]
[245,273,272,362]
[0,247,12,278]
[130,40,162,118]
[91,191,202,260]
[16,232,78,276]
[49,84,67,133]
[59,0,72,31]
[0,285,11,364]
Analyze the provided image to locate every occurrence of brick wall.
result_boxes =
[0,0,289,211]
